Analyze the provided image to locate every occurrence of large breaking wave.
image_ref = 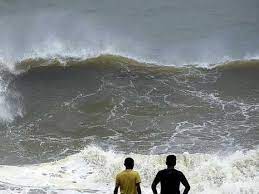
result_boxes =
[0,54,258,193]
[0,54,258,123]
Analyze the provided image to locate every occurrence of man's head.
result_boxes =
[166,155,176,167]
[124,157,134,169]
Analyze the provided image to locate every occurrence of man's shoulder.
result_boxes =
[156,169,168,176]
[175,169,184,174]
[129,170,140,178]
[158,169,167,173]
[131,170,140,174]
[116,170,125,177]
[117,170,140,177]
[158,168,184,175]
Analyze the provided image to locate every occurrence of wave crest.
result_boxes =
[9,55,259,75]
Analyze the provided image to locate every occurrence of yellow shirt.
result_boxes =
[116,169,141,194]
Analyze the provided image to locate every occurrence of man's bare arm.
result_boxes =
[151,181,158,194]
[114,186,119,194]
[151,173,160,194]
[136,183,141,194]
[181,174,190,194]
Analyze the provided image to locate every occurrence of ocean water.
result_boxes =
[0,0,258,193]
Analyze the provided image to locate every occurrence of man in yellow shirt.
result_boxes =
[114,157,142,194]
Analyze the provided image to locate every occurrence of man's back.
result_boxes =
[153,168,188,194]
[152,155,190,194]
[116,169,141,194]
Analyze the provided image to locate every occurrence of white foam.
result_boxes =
[0,75,23,122]
[0,146,258,193]
[1,36,259,71]
[244,52,259,60]
[186,90,259,121]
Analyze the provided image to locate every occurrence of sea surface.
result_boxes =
[0,0,258,193]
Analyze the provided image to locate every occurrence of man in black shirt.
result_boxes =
[151,155,190,194]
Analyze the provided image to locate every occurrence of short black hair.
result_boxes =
[124,157,134,169]
[166,155,176,166]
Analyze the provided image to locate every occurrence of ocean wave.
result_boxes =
[8,55,259,74]
[0,146,258,194]
[0,54,258,123]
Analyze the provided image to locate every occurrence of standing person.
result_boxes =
[151,155,190,194]
[114,157,142,194]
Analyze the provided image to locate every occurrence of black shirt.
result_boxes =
[153,168,189,194]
